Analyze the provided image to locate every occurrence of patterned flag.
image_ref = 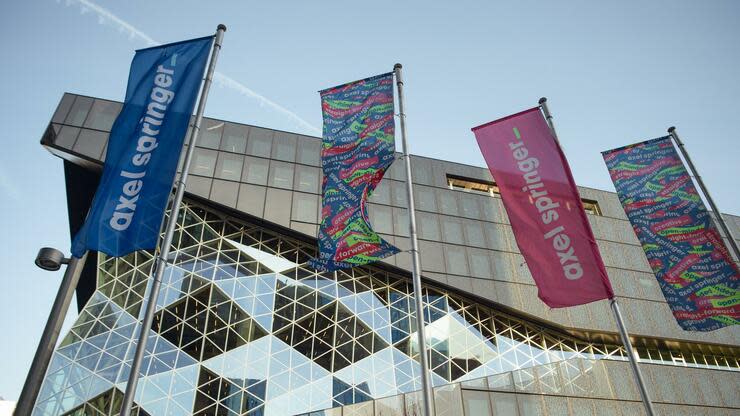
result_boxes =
[603,137,739,331]
[308,73,400,271]
[472,108,614,308]
[72,36,213,257]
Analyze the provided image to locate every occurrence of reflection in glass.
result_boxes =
[247,127,273,157]
[297,136,321,166]
[65,96,94,126]
[52,93,76,124]
[191,148,218,177]
[221,123,248,153]
[272,132,297,162]
[242,156,269,185]
[215,153,244,181]
[295,165,320,193]
[462,390,492,416]
[73,129,108,159]
[36,198,739,416]
[84,100,121,131]
[292,193,318,223]
[269,161,294,189]
[200,119,224,149]
[55,126,81,149]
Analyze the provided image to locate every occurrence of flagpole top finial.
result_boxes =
[394,63,402,70]
[538,97,547,104]
[217,24,227,32]
[667,126,676,133]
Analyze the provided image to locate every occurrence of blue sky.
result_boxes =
[1,0,739,401]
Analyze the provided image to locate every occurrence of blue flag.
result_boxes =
[72,36,212,257]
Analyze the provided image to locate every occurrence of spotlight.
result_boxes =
[34,247,67,271]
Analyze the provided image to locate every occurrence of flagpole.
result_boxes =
[118,24,226,416]
[15,251,88,416]
[609,299,655,416]
[393,63,436,416]
[539,97,656,416]
[538,97,559,138]
[667,126,740,261]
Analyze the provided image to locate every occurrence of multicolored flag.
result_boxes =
[472,108,614,308]
[71,36,212,258]
[603,137,739,331]
[308,73,400,271]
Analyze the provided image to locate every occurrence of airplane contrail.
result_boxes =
[58,0,321,135]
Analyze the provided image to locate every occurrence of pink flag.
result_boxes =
[472,108,614,307]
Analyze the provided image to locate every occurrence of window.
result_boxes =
[220,123,248,153]
[55,126,81,149]
[190,148,218,177]
[72,129,108,159]
[199,119,223,149]
[242,156,269,185]
[215,153,244,181]
[65,96,94,126]
[84,100,121,131]
[269,161,294,189]
[295,165,320,194]
[296,136,321,166]
[447,174,499,196]
[582,199,602,215]
[272,132,297,162]
[448,174,602,215]
[52,94,76,124]
[247,127,273,157]
[292,193,318,223]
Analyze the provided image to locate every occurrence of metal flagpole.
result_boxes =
[393,63,436,416]
[119,24,226,416]
[15,251,89,416]
[668,126,740,261]
[539,97,656,416]
[609,299,656,416]
[538,97,559,138]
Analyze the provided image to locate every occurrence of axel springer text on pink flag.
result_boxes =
[472,108,614,307]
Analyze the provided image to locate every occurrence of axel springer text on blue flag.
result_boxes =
[72,36,212,257]
[308,73,400,271]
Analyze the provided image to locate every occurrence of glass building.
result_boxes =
[33,93,740,416]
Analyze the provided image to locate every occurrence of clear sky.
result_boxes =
[1,0,739,401]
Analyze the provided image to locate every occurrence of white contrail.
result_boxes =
[58,0,321,135]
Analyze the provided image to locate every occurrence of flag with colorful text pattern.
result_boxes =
[603,136,739,331]
[308,73,400,271]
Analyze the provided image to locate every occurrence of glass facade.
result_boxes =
[36,93,740,416]
[33,200,738,416]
